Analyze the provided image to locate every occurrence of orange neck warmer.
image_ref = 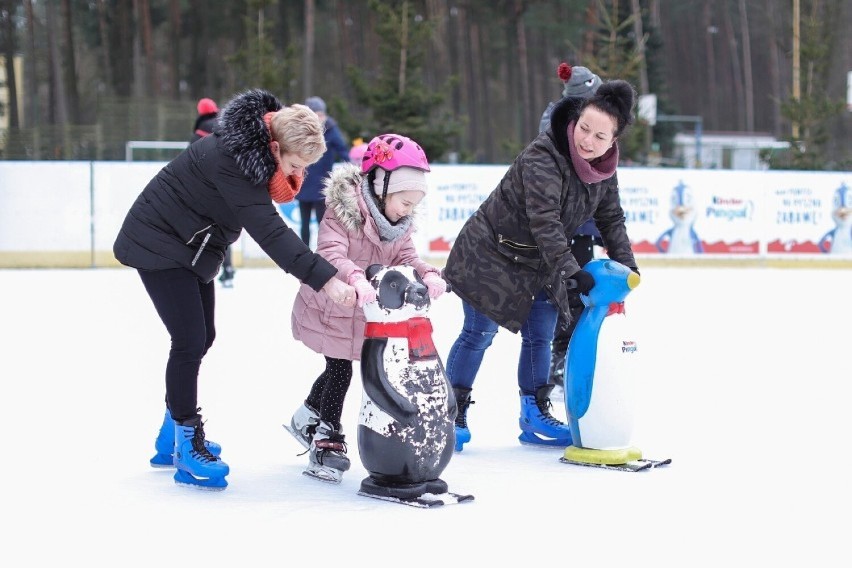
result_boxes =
[263,112,303,204]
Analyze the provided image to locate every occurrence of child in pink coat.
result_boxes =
[286,133,446,483]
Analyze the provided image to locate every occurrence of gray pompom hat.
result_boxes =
[558,62,602,98]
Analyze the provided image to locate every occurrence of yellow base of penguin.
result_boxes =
[562,445,642,465]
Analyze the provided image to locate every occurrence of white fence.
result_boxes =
[0,161,850,268]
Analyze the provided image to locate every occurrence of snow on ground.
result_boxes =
[1,265,848,566]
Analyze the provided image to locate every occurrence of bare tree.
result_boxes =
[45,0,67,126]
[167,0,181,98]
[23,0,38,129]
[702,0,718,127]
[513,0,534,143]
[112,0,133,98]
[186,0,215,98]
[0,0,19,130]
[135,0,157,97]
[96,0,113,93]
[455,3,479,160]
[722,4,744,130]
[764,0,782,137]
[59,0,79,123]
[474,17,493,161]
[303,0,314,99]
[738,0,753,131]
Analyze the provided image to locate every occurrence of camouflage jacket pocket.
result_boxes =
[496,234,541,270]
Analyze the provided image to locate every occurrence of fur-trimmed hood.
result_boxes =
[217,89,283,185]
[548,95,586,157]
[323,162,366,232]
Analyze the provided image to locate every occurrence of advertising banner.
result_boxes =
[422,167,852,258]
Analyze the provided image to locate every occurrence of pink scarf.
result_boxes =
[567,120,619,184]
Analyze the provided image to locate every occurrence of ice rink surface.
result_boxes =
[2,265,849,567]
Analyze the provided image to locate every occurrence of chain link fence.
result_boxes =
[1,98,193,161]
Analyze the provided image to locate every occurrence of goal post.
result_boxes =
[125,141,189,161]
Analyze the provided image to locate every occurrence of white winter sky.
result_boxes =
[2,265,848,567]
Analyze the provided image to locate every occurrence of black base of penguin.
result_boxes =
[357,476,474,508]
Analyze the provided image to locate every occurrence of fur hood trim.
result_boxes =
[323,162,365,232]
[549,95,585,156]
[218,89,283,185]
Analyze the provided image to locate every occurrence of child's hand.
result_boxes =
[422,272,447,300]
[352,278,377,307]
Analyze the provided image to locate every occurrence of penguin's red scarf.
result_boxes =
[364,317,437,361]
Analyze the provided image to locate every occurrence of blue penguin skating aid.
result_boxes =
[559,259,671,472]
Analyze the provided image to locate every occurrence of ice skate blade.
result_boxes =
[358,490,474,508]
[303,466,342,484]
[282,423,311,450]
[173,469,228,491]
[560,456,671,472]
[518,431,572,448]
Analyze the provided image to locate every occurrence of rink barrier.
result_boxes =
[0,161,850,269]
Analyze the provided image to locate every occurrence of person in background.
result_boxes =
[348,137,369,164]
[286,133,446,484]
[191,97,236,288]
[443,79,640,452]
[115,89,356,491]
[192,97,219,142]
[539,63,606,397]
[299,96,350,248]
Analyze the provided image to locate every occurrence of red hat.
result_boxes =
[197,98,218,115]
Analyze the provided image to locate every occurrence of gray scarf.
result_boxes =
[360,180,413,242]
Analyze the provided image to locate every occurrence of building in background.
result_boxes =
[674,132,790,170]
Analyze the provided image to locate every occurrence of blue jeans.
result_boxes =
[446,290,558,396]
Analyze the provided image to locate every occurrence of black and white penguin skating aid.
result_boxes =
[357,264,473,507]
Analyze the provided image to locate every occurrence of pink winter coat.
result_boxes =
[291,163,441,360]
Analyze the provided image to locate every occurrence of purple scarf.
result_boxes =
[567,120,619,184]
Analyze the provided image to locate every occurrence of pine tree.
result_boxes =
[346,0,460,162]
[777,1,845,170]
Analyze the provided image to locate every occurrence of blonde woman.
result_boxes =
[114,89,356,491]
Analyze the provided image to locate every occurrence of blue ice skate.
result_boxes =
[173,416,229,490]
[150,409,221,467]
[518,385,572,447]
[453,387,473,452]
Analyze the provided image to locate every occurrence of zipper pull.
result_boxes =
[191,232,212,267]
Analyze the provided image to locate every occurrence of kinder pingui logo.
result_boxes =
[621,340,637,354]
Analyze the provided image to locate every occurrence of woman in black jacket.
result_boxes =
[114,88,357,491]
[443,80,640,452]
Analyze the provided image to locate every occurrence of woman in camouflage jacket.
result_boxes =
[442,80,639,450]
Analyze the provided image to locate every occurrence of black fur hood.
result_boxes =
[217,89,283,185]
[548,95,586,157]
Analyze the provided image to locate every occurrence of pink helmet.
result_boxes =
[360,133,430,175]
